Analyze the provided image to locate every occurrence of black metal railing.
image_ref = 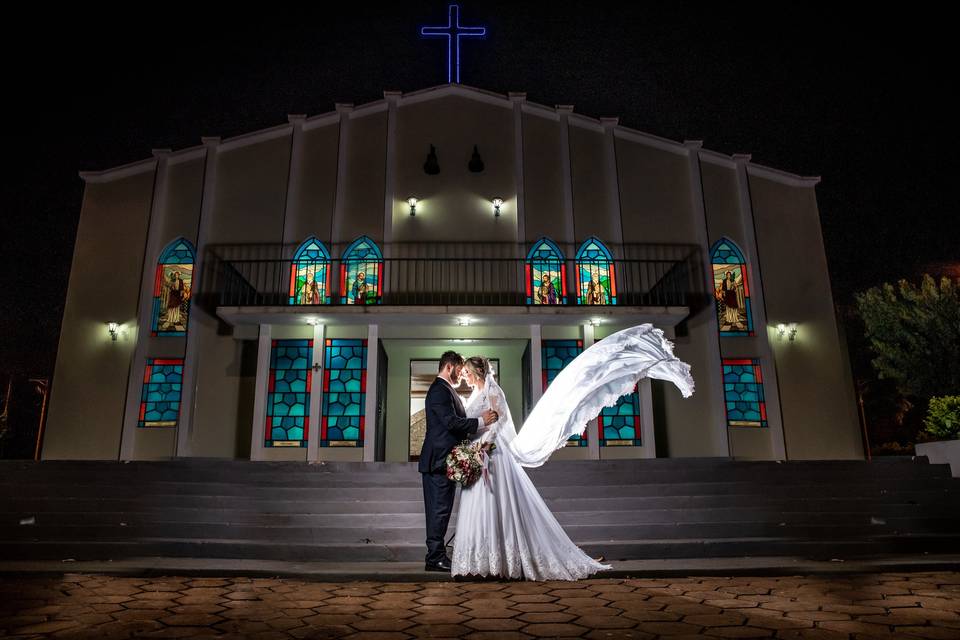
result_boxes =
[203,242,706,310]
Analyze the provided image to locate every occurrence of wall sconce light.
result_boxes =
[107,322,120,341]
[457,317,472,327]
[406,197,418,216]
[589,317,602,327]
[492,197,504,218]
[305,317,323,327]
[776,322,798,342]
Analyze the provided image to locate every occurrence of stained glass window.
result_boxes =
[575,237,616,305]
[322,338,367,447]
[340,236,383,305]
[138,358,183,427]
[722,358,768,427]
[525,238,567,305]
[600,386,642,446]
[711,239,754,336]
[542,339,587,447]
[289,237,331,305]
[152,239,195,336]
[266,339,313,448]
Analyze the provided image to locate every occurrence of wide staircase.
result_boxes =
[1,457,958,563]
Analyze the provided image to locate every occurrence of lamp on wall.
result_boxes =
[492,197,503,218]
[107,322,120,341]
[589,317,602,327]
[406,197,418,216]
[305,317,323,327]
[457,317,472,327]
[776,322,798,341]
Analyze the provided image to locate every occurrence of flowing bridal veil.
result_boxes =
[489,323,695,467]
[452,323,695,580]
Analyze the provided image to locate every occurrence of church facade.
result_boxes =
[43,84,862,463]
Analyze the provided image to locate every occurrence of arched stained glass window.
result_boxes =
[340,236,383,305]
[289,237,331,305]
[525,238,566,305]
[152,239,195,336]
[711,239,754,336]
[575,237,616,305]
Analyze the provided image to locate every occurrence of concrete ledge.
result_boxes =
[3,555,960,582]
[917,440,960,477]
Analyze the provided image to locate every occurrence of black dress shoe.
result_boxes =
[425,557,452,572]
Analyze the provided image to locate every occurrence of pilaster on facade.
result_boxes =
[582,323,600,461]
[684,140,731,457]
[509,92,527,249]
[249,324,273,462]
[177,136,220,458]
[733,154,787,460]
[599,117,625,251]
[330,103,354,246]
[119,150,168,460]
[280,115,307,249]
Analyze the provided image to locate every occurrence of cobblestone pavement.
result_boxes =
[1,572,959,639]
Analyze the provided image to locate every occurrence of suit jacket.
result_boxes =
[418,378,480,473]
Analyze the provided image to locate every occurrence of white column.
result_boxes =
[599,118,625,247]
[307,323,325,462]
[249,324,273,461]
[529,324,543,410]
[583,323,600,461]
[684,140,731,457]
[119,151,166,460]
[363,324,379,462]
[329,103,354,246]
[733,154,788,460]
[176,136,220,458]
[639,379,657,458]
[510,93,527,246]
[281,115,307,247]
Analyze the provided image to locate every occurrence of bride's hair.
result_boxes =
[464,356,491,380]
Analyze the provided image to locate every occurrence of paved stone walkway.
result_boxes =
[1,572,959,639]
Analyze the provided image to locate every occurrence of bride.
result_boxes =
[451,324,695,581]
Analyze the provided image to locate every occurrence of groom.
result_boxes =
[419,350,497,572]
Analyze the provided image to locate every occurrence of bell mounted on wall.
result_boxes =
[423,144,440,175]
[468,145,485,173]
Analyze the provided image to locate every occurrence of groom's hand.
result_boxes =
[481,409,498,426]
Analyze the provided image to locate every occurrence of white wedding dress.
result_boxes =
[451,324,696,581]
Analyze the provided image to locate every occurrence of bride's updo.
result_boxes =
[464,356,490,381]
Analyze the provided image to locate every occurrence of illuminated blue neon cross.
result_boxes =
[420,4,486,84]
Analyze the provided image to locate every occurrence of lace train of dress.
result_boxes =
[452,385,609,580]
[450,324,695,581]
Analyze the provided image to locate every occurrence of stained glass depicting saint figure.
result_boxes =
[525,238,566,305]
[152,239,195,336]
[289,237,330,305]
[575,237,616,305]
[711,239,754,336]
[340,236,382,305]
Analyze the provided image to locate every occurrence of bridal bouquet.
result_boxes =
[445,440,495,487]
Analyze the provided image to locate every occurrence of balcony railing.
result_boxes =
[202,243,707,310]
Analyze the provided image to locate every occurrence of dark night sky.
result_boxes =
[2,3,956,377]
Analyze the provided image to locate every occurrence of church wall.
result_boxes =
[287,124,340,247]
[44,171,156,459]
[569,125,615,245]
[699,160,776,459]
[521,114,565,244]
[616,139,696,244]
[392,96,517,244]
[339,112,388,245]
[749,177,861,459]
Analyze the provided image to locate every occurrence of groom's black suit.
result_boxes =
[419,377,479,565]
